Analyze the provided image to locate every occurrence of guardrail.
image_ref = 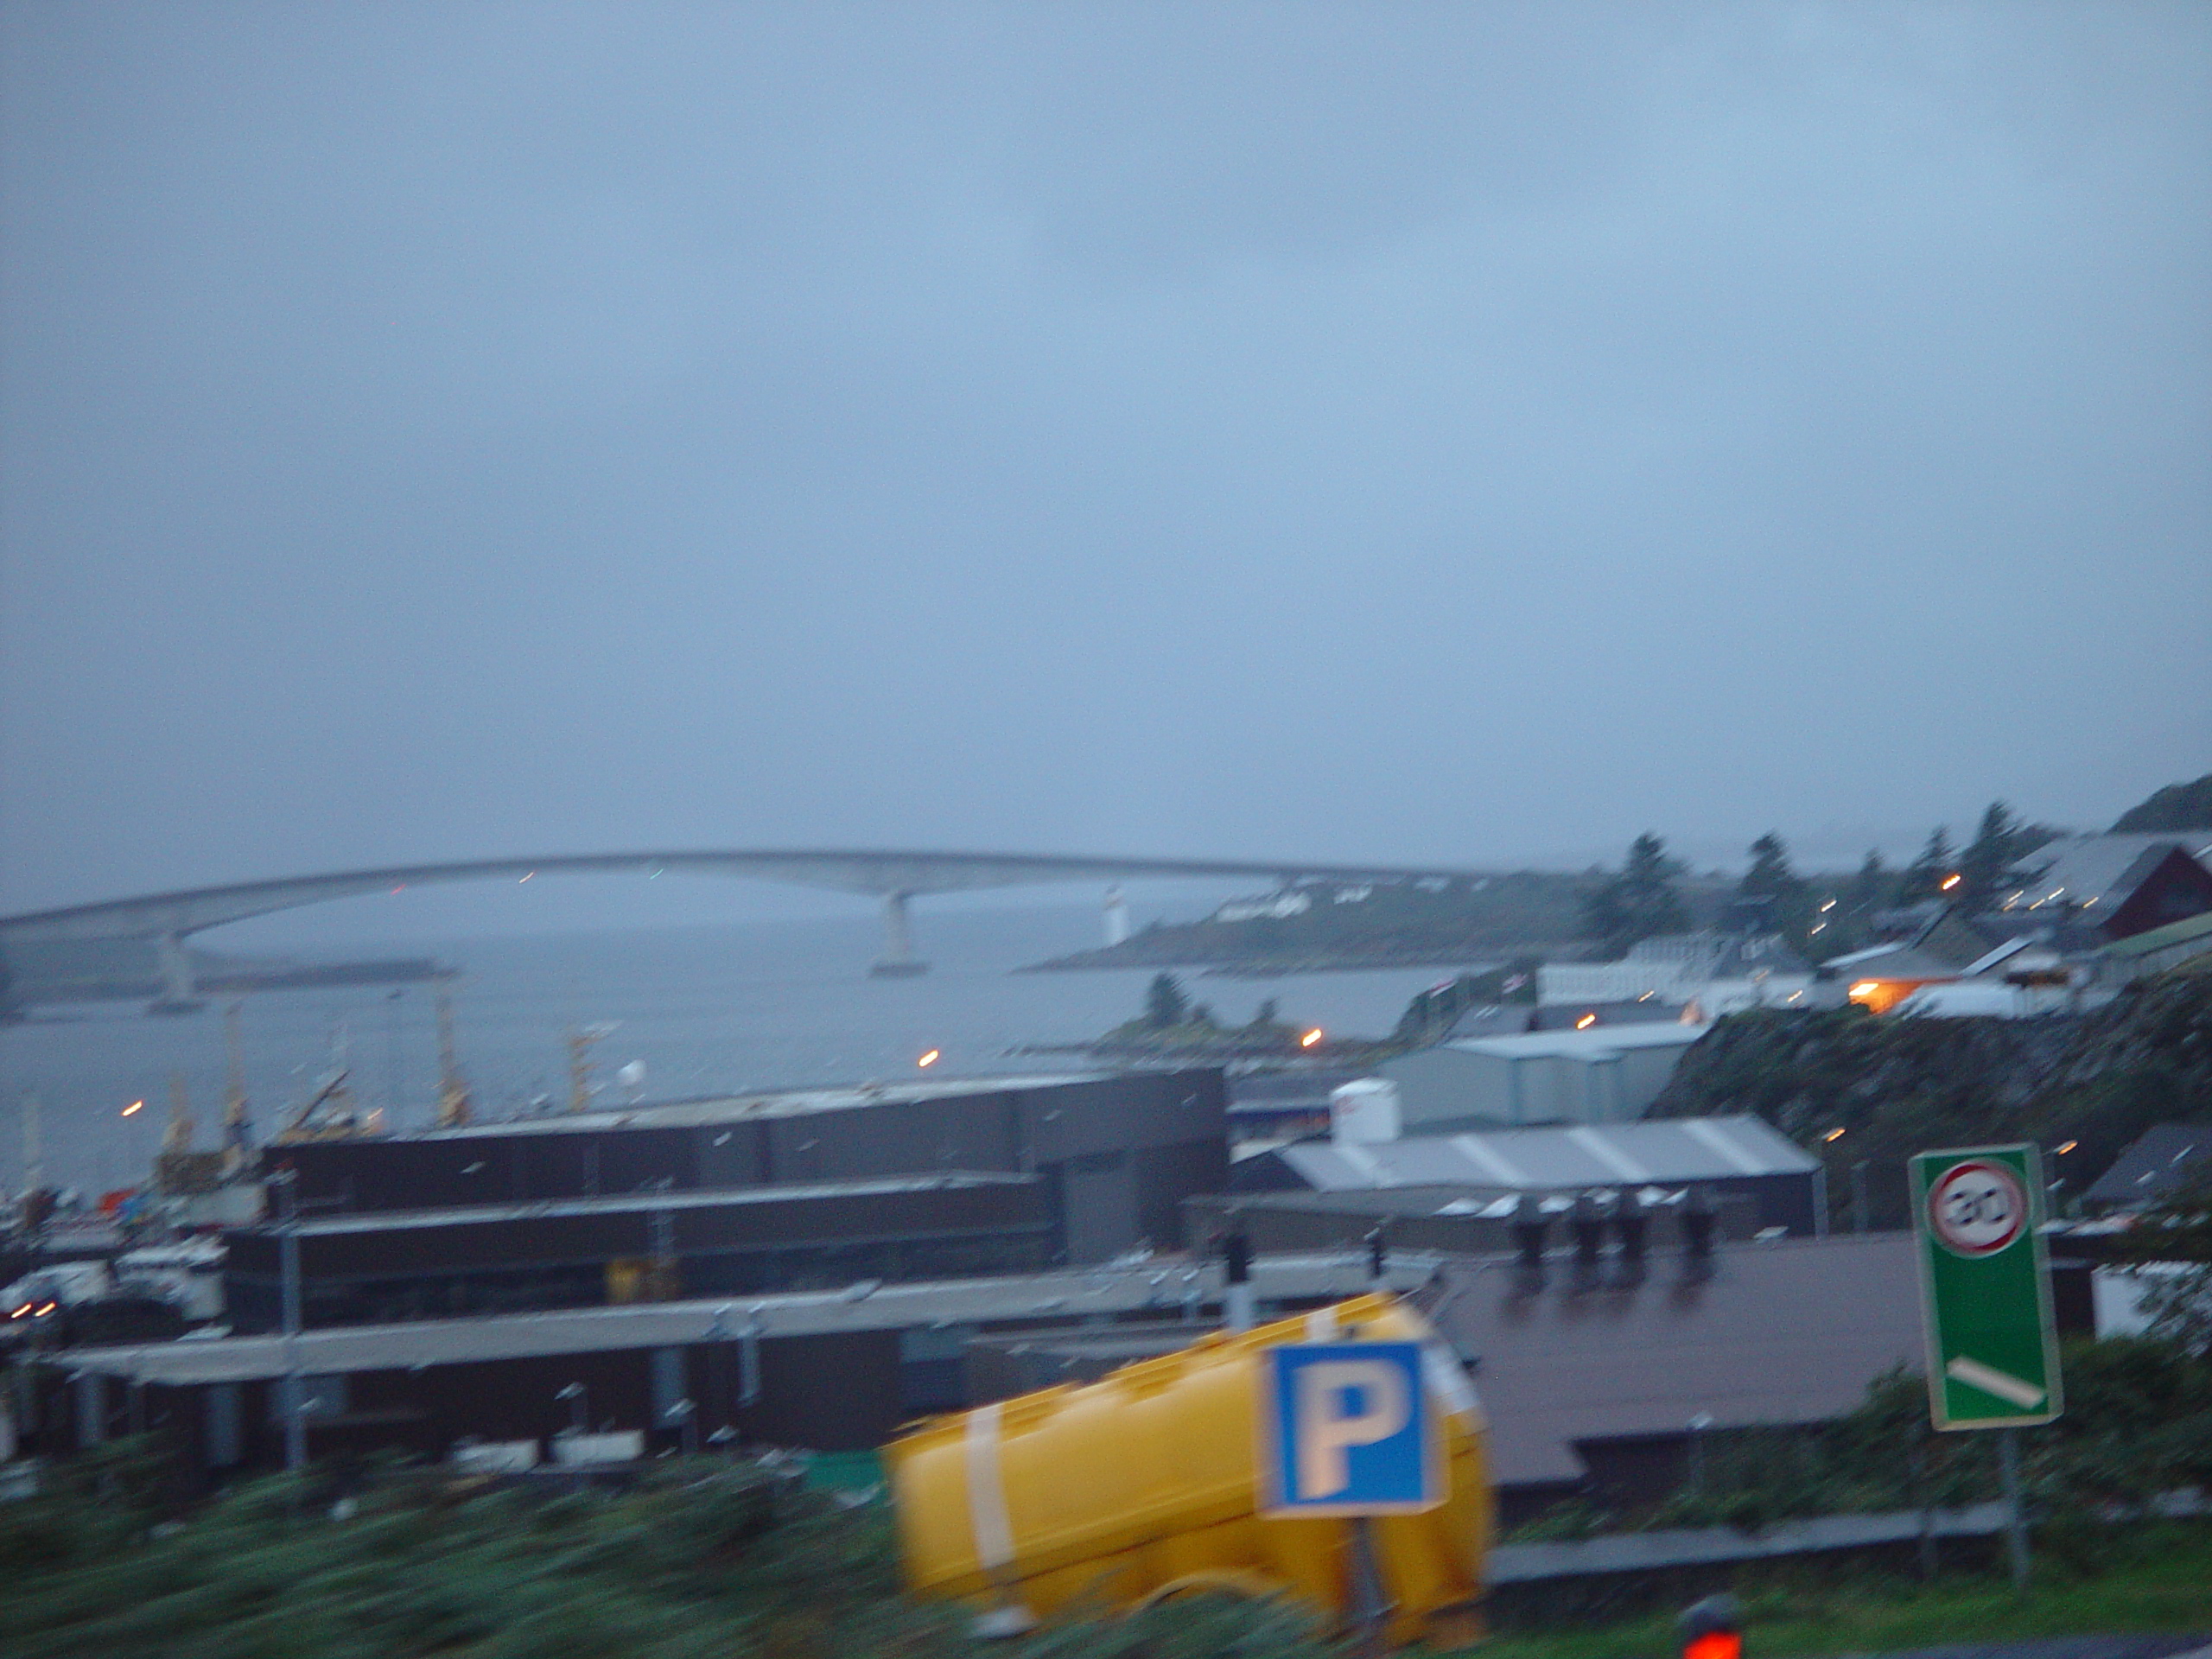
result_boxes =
[1487,1491,2209,1622]
[1491,1502,2016,1586]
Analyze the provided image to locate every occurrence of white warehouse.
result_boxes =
[1378,1021,1712,1130]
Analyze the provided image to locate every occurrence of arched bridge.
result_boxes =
[0,848,1486,1010]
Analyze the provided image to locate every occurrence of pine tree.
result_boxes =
[1582,832,1688,959]
[1847,848,1891,912]
[1737,831,1811,947]
[1806,849,1891,959]
[1898,826,1956,904]
[1143,972,1190,1031]
[1957,799,2055,913]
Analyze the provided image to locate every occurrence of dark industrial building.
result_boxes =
[221,1070,1228,1331]
[224,1173,1055,1332]
[267,1069,1225,1265]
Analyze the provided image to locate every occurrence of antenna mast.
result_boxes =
[21,1093,41,1194]
[164,1071,197,1154]
[221,1001,254,1168]
[567,1023,617,1114]
[435,978,472,1128]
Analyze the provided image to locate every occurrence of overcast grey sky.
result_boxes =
[3,3,2208,938]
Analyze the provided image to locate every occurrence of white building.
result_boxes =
[1380,1021,1712,1130]
[1540,931,1813,1010]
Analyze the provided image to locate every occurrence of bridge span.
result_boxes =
[0,848,1486,1011]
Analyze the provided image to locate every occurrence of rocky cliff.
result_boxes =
[1648,962,2212,1228]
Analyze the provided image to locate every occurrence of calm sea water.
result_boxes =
[3,904,1469,1195]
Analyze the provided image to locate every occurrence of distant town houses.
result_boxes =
[1539,929,1815,1015]
[1822,831,2212,1016]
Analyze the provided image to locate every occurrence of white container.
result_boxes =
[550,1429,645,1466]
[450,1439,541,1472]
[1329,1077,1402,1144]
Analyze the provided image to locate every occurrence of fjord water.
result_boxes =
[2,902,1466,1195]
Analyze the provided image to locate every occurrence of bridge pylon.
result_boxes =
[149,931,206,1016]
[870,891,927,978]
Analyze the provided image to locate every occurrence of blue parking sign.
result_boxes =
[1259,1342,1440,1516]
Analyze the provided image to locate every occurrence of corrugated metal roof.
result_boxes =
[2005,834,2212,914]
[49,1254,1433,1386]
[257,1172,1037,1238]
[1826,944,1961,982]
[1270,1114,1815,1193]
[412,1071,1128,1139]
[2105,908,2212,960]
[2082,1123,2208,1210]
[1445,1023,1709,1061]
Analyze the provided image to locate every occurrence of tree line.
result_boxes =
[1580,801,2062,963]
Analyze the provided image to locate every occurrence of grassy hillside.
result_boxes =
[0,1447,1340,1659]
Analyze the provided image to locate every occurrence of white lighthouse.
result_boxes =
[1103,885,1132,947]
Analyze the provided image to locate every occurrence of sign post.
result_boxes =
[1260,1341,1440,1654]
[1908,1144,2063,1590]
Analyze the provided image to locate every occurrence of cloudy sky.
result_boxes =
[3,3,2208,938]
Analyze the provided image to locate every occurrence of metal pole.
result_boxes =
[21,1093,42,1199]
[1998,1428,2030,1591]
[1223,1224,1255,1332]
[273,1168,307,1472]
[1910,1443,1936,1580]
[1349,1516,1389,1659]
[739,1315,763,1408]
[650,1205,677,1300]
[385,990,404,1125]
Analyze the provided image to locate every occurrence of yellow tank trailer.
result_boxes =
[885,1293,1490,1648]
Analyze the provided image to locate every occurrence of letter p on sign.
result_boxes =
[1262,1342,1439,1516]
[1296,1361,1410,1499]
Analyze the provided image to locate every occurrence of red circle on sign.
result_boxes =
[1927,1160,2027,1257]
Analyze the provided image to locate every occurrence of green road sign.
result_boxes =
[1909,1144,2063,1430]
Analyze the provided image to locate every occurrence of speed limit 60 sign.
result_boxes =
[1909,1144,2063,1430]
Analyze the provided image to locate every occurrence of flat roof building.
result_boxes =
[1423,1234,1924,1519]
[29,1253,1424,1483]
[222,1173,1058,1332]
[1227,1114,1824,1236]
[264,1068,1229,1266]
[1379,1023,1711,1130]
